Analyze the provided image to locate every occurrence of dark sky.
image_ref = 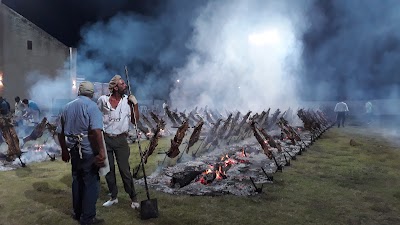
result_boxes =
[3,0,400,103]
[3,0,160,47]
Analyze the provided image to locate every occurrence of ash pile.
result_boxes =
[135,106,334,196]
[0,116,59,171]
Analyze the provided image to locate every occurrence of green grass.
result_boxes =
[1,126,400,225]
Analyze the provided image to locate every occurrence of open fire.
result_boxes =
[135,107,332,196]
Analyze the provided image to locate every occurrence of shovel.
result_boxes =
[138,151,159,220]
[125,66,159,220]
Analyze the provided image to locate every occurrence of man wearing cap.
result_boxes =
[97,75,140,209]
[57,81,106,225]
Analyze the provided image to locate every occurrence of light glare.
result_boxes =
[248,29,280,46]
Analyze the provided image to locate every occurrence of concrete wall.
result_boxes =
[0,0,4,95]
[0,2,70,109]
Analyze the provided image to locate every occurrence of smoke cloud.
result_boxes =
[68,0,311,112]
[301,0,400,101]
[20,0,400,115]
[169,0,311,111]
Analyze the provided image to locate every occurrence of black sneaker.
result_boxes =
[80,217,105,225]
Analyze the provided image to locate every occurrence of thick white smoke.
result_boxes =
[169,0,312,111]
[24,0,313,113]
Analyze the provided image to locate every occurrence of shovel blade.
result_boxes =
[140,199,159,220]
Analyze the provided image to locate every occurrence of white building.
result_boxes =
[0,0,75,111]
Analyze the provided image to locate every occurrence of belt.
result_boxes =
[104,132,128,138]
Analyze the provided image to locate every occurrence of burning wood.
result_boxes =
[134,107,333,196]
[196,155,236,185]
[170,170,203,188]
[23,117,48,143]
[166,120,189,158]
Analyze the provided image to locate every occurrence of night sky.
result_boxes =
[2,0,400,105]
[2,0,160,47]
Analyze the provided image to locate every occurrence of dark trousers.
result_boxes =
[366,112,372,123]
[104,135,137,201]
[71,150,100,224]
[336,112,346,127]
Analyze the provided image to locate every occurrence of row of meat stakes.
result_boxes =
[0,105,333,169]
[136,106,334,169]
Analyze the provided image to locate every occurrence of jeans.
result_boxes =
[71,149,100,224]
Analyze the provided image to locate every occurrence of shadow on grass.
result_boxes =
[60,174,72,188]
[15,166,32,178]
[24,182,72,217]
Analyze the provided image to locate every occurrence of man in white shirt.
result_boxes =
[365,101,373,124]
[334,101,349,128]
[97,74,140,210]
[14,96,25,126]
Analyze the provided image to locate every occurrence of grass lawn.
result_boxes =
[0,125,400,225]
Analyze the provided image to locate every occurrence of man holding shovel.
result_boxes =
[97,74,140,209]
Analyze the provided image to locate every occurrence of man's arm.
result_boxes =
[130,103,140,124]
[57,114,70,162]
[334,103,339,112]
[128,95,140,124]
[89,129,106,167]
[57,132,70,162]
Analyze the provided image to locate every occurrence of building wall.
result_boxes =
[0,0,5,95]
[0,2,70,109]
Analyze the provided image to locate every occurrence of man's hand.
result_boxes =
[61,150,70,163]
[95,152,106,167]
[128,95,138,105]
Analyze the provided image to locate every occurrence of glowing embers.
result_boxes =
[196,149,250,185]
[34,144,44,152]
